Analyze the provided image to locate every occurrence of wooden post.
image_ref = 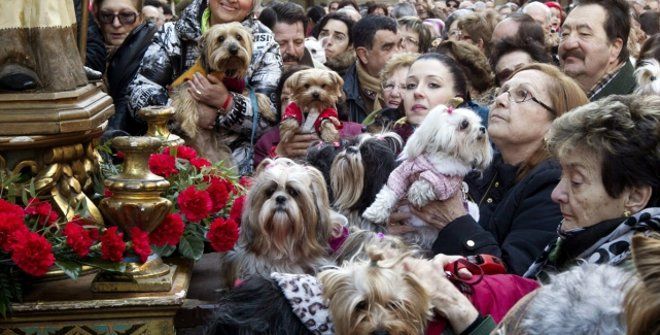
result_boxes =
[79,0,89,64]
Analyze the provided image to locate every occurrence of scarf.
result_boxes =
[356,61,383,112]
[524,207,660,279]
[270,272,334,335]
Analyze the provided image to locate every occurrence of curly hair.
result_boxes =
[626,233,660,335]
[434,40,494,94]
[547,94,660,206]
[489,36,552,85]
[379,52,419,85]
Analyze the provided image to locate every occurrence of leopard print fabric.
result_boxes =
[271,272,334,335]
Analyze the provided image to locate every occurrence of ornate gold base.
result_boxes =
[91,264,176,293]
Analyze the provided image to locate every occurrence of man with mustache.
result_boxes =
[271,2,327,69]
[558,0,636,101]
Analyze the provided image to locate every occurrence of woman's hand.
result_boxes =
[275,132,318,158]
[196,102,218,130]
[410,192,468,231]
[402,255,479,334]
[187,73,229,109]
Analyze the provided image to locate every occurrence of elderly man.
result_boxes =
[559,0,635,100]
[271,2,326,68]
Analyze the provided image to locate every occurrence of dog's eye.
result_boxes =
[235,34,242,41]
[321,84,326,88]
[459,119,469,130]
[386,301,399,311]
[286,186,299,198]
[304,83,310,89]
[218,35,225,43]
[355,301,367,311]
[265,186,276,197]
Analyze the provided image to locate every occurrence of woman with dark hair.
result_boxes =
[391,52,473,142]
[313,12,356,76]
[390,63,589,275]
[489,36,552,85]
[306,5,326,36]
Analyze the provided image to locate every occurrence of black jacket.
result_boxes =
[74,0,106,74]
[431,154,562,275]
[105,22,159,136]
[342,63,369,123]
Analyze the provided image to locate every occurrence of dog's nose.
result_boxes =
[228,44,238,55]
[371,331,389,335]
[275,195,287,204]
[312,92,320,99]
[479,126,486,134]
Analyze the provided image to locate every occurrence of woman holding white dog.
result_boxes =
[391,63,589,275]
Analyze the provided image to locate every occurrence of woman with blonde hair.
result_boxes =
[392,63,589,275]
[363,52,419,132]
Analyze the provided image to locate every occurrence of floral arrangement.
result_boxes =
[0,145,247,316]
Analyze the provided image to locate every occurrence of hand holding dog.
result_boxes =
[403,255,479,334]
[410,192,468,231]
[275,132,318,158]
[188,73,229,110]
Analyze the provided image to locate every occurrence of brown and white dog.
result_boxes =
[171,22,275,166]
[279,68,344,143]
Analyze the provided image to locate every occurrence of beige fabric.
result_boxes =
[0,0,76,29]
[356,61,383,112]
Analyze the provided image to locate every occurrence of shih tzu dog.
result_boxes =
[307,133,402,231]
[362,105,493,250]
[280,68,344,143]
[218,158,345,289]
[170,22,274,164]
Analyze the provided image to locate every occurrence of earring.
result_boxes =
[623,210,632,217]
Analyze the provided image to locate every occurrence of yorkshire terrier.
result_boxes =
[170,22,275,164]
[280,68,344,143]
[218,158,346,288]
[307,133,402,231]
[319,247,433,335]
[362,105,493,250]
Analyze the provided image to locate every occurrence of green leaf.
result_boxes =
[152,244,176,257]
[179,225,205,261]
[28,179,36,198]
[55,260,82,280]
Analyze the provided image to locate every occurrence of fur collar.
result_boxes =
[325,49,356,76]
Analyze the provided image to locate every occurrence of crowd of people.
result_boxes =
[76,0,660,333]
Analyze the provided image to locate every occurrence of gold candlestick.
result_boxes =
[138,106,185,147]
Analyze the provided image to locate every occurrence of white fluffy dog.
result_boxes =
[362,105,492,249]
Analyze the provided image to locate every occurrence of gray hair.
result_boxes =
[390,2,417,19]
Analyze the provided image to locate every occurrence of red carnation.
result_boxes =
[177,186,213,222]
[0,214,28,252]
[25,198,59,226]
[148,153,177,177]
[130,227,151,263]
[228,195,246,224]
[10,230,55,277]
[150,213,185,247]
[100,226,126,262]
[63,221,95,257]
[104,188,113,197]
[0,199,25,218]
[207,177,232,212]
[239,176,253,189]
[115,151,125,159]
[164,145,197,160]
[190,157,211,170]
[207,217,239,252]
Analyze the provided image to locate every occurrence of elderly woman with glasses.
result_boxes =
[390,63,589,275]
[95,0,144,51]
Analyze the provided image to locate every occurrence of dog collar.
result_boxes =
[271,272,334,335]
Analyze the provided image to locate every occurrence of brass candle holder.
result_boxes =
[138,106,185,147]
[95,136,175,292]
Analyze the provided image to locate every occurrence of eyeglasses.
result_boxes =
[400,36,419,48]
[499,87,556,115]
[98,11,138,25]
[382,82,407,92]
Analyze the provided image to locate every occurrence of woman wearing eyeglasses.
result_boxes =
[95,0,160,137]
[390,63,589,275]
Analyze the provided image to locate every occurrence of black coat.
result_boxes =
[431,154,562,275]
[74,0,107,74]
[105,22,159,137]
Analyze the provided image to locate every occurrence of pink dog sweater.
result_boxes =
[387,155,463,200]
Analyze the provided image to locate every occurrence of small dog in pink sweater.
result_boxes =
[362,105,492,249]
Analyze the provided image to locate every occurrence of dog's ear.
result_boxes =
[286,71,305,91]
[239,26,254,60]
[327,70,344,97]
[255,158,274,176]
[374,132,403,155]
[199,30,212,71]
